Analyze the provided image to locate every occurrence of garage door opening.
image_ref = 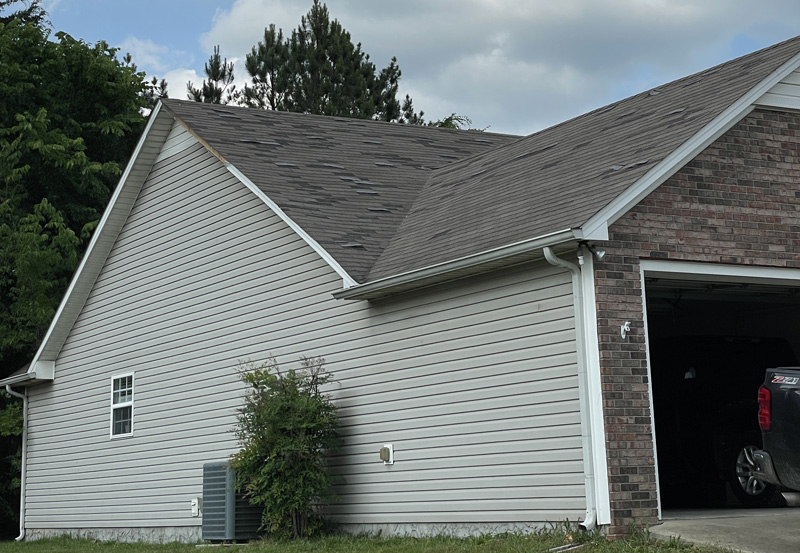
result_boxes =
[645,275,800,510]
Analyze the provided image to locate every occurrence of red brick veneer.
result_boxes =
[595,108,800,535]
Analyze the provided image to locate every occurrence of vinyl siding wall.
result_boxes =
[24,124,585,540]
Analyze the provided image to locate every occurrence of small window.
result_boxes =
[111,374,134,437]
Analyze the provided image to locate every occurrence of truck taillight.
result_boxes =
[758,386,771,431]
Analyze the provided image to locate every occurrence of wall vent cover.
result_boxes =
[202,461,261,542]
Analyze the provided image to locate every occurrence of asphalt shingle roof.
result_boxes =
[367,35,800,280]
[161,35,800,286]
[160,100,518,282]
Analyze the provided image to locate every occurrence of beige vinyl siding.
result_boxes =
[24,124,584,535]
[756,68,800,109]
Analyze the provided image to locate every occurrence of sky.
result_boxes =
[39,0,800,136]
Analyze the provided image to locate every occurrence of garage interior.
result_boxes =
[644,275,800,510]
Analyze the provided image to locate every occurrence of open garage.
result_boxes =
[642,264,800,510]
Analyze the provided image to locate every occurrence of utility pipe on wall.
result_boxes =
[5,385,27,541]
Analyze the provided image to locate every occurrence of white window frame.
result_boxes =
[110,373,134,439]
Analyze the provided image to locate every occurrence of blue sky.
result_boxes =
[41,0,800,136]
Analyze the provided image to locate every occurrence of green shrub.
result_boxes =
[230,356,341,539]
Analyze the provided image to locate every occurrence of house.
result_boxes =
[4,35,800,543]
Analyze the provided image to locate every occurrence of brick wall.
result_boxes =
[595,108,800,534]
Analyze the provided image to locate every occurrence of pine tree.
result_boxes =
[187,45,236,104]
[239,24,289,110]
[230,1,402,120]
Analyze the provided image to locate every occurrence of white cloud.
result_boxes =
[164,69,202,100]
[118,37,171,74]
[171,0,800,134]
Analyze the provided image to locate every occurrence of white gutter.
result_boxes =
[335,228,579,300]
[543,246,609,530]
[5,385,27,541]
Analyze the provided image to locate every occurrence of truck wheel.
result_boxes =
[729,439,785,508]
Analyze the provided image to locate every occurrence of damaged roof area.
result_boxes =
[160,100,518,283]
[163,35,800,289]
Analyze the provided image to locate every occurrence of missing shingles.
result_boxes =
[368,207,390,212]
[355,189,379,195]
[362,139,382,145]
[275,162,298,168]
[340,243,364,248]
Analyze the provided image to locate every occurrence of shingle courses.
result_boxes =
[366,35,800,280]
[160,100,518,282]
[161,35,800,287]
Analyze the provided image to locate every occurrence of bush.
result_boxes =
[230,356,341,538]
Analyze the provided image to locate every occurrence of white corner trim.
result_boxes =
[572,222,609,241]
[223,162,358,289]
[582,49,800,237]
[28,102,167,369]
[29,361,54,381]
[579,253,611,525]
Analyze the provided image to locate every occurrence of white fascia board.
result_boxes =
[334,228,580,300]
[640,259,800,285]
[28,102,171,372]
[572,222,609,241]
[582,50,800,238]
[222,163,358,289]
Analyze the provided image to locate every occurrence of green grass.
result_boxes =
[0,529,740,553]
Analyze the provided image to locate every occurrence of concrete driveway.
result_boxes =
[649,500,800,553]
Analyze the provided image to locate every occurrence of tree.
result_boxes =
[195,1,471,127]
[197,1,402,121]
[187,45,236,104]
[0,0,165,537]
[231,357,341,538]
[238,24,289,110]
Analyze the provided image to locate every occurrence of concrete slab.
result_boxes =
[650,500,800,553]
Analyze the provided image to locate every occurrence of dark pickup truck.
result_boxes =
[753,368,800,495]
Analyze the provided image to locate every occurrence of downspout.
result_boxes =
[5,385,27,541]
[543,246,597,531]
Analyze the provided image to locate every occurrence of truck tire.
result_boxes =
[728,436,786,508]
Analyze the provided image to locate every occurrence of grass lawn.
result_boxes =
[0,529,739,553]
